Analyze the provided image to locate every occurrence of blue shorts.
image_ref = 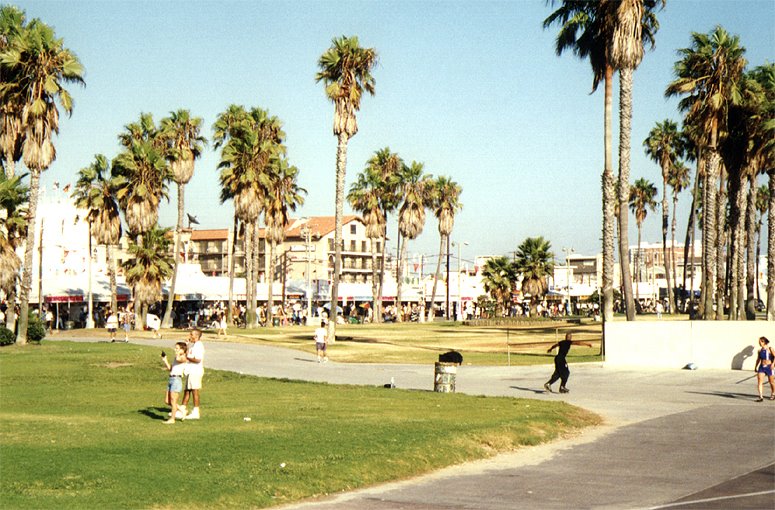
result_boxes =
[758,365,773,377]
[316,342,326,352]
[167,376,183,393]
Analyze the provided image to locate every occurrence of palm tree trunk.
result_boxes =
[682,171,698,308]
[671,193,679,309]
[227,216,238,325]
[661,171,674,313]
[253,221,261,321]
[6,288,17,334]
[602,65,615,324]
[376,225,389,322]
[427,234,444,322]
[635,226,641,303]
[714,165,726,321]
[245,222,255,327]
[617,68,636,321]
[162,183,185,328]
[703,150,720,319]
[736,176,748,319]
[267,239,276,327]
[727,171,742,319]
[108,244,118,317]
[767,168,774,321]
[329,132,349,341]
[16,169,41,345]
[396,231,404,322]
[3,154,15,180]
[370,237,379,322]
[744,174,757,318]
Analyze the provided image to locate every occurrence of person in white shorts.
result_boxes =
[178,328,205,420]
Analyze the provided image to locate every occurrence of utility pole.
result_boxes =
[563,247,574,316]
[302,223,312,322]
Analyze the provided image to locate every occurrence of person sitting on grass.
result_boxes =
[161,342,188,424]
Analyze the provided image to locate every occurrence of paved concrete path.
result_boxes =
[67,335,775,508]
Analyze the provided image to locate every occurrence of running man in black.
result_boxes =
[544,332,592,393]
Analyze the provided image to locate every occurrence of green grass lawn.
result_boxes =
[1,341,600,509]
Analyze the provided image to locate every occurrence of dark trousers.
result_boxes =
[548,357,569,386]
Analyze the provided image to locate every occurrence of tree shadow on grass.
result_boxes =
[138,406,169,421]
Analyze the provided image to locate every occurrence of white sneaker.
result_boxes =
[175,406,187,419]
[186,408,200,420]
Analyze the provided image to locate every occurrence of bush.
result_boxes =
[27,313,46,343]
[0,327,14,346]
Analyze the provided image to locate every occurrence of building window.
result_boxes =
[361,240,367,252]
[350,240,356,252]
[350,224,356,235]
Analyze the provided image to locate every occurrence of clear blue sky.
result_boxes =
[13,0,775,266]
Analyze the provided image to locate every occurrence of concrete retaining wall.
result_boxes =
[604,321,775,370]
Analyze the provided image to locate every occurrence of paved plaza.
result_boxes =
[63,335,775,509]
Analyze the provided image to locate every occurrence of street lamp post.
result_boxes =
[301,223,312,323]
[563,247,574,316]
[453,241,468,321]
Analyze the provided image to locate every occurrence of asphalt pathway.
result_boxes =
[67,335,775,509]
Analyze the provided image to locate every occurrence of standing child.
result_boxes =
[106,309,118,342]
[161,342,188,424]
[217,313,227,336]
[314,319,328,363]
[121,304,134,342]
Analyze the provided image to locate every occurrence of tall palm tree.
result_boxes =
[427,176,462,322]
[611,0,662,321]
[0,16,84,344]
[264,157,305,326]
[71,155,123,316]
[667,159,690,302]
[644,119,684,312]
[159,110,206,328]
[316,35,377,340]
[0,5,26,180]
[122,225,174,314]
[215,106,285,327]
[347,164,387,322]
[481,256,517,317]
[629,178,657,304]
[366,148,402,319]
[666,26,747,319]
[544,1,617,324]
[0,172,28,333]
[514,237,555,317]
[112,113,170,244]
[396,161,433,320]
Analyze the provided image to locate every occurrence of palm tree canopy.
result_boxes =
[315,35,377,138]
[431,176,462,237]
[629,177,658,225]
[160,109,206,185]
[112,121,170,237]
[514,236,555,299]
[667,160,691,196]
[122,225,174,305]
[0,14,84,171]
[665,26,747,148]
[72,154,123,246]
[347,165,386,240]
[398,161,433,240]
[264,156,306,244]
[481,256,517,305]
[644,119,685,177]
[215,106,286,223]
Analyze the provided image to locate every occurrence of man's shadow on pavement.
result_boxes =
[510,385,548,395]
[138,406,169,421]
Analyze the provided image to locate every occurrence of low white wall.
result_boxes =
[604,321,775,370]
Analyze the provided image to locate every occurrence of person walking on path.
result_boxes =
[544,332,592,394]
[179,328,205,419]
[314,319,328,363]
[754,336,775,402]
